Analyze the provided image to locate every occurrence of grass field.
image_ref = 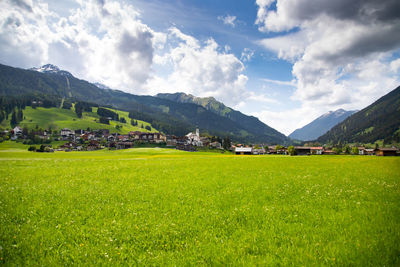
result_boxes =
[0,106,157,134]
[0,145,399,265]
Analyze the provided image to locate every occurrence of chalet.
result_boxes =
[253,147,266,155]
[200,137,210,146]
[235,147,253,155]
[210,141,222,149]
[60,128,74,140]
[375,148,398,156]
[294,146,311,155]
[12,126,23,140]
[117,135,129,142]
[365,148,375,155]
[75,129,84,135]
[166,135,177,146]
[267,145,276,154]
[323,149,335,155]
[116,142,134,149]
[358,147,366,155]
[87,140,101,151]
[153,133,166,143]
[310,147,323,155]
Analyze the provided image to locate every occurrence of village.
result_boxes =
[4,126,400,156]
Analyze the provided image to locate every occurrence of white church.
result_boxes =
[186,128,203,146]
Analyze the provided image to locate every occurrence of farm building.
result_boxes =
[375,148,398,156]
[310,147,323,155]
[365,149,375,155]
[235,147,253,155]
[294,146,311,155]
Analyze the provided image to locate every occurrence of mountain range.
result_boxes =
[0,63,288,144]
[1,63,399,145]
[289,109,357,141]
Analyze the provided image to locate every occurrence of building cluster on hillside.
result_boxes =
[5,126,227,152]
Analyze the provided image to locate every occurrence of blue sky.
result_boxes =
[0,0,399,134]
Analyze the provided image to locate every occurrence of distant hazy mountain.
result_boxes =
[156,92,288,144]
[0,63,288,144]
[289,109,357,141]
[318,86,400,144]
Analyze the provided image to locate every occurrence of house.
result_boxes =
[153,133,166,143]
[310,147,323,155]
[60,128,74,140]
[166,135,177,146]
[358,147,366,155]
[116,142,134,149]
[253,147,266,155]
[294,146,311,155]
[87,140,101,151]
[200,137,210,146]
[375,148,398,156]
[235,147,253,155]
[323,149,335,155]
[11,126,23,140]
[210,141,222,149]
[365,148,375,155]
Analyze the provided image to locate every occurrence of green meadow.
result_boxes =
[0,145,399,265]
[0,106,156,134]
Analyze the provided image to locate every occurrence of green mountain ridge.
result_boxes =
[156,92,288,144]
[317,86,400,144]
[0,63,288,144]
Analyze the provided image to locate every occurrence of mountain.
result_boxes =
[156,92,288,144]
[317,86,400,144]
[0,63,287,143]
[93,82,110,90]
[30,64,72,77]
[289,109,357,141]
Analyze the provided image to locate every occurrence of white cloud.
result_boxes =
[146,27,248,106]
[255,0,400,133]
[0,0,164,93]
[240,48,255,62]
[218,15,237,27]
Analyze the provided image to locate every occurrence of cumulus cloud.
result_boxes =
[254,0,400,133]
[147,27,248,106]
[218,15,237,27]
[0,0,163,93]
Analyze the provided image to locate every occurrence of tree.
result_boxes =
[333,147,341,154]
[17,109,23,121]
[223,136,231,150]
[120,117,126,123]
[145,125,151,131]
[287,146,295,156]
[343,144,351,154]
[10,110,17,127]
[352,146,359,155]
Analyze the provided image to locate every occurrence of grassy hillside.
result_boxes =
[318,86,400,144]
[0,147,399,265]
[1,106,157,134]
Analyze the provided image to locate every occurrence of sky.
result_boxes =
[0,0,400,135]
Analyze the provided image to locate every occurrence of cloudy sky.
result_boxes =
[1,0,400,135]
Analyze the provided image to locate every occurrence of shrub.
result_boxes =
[28,145,36,151]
